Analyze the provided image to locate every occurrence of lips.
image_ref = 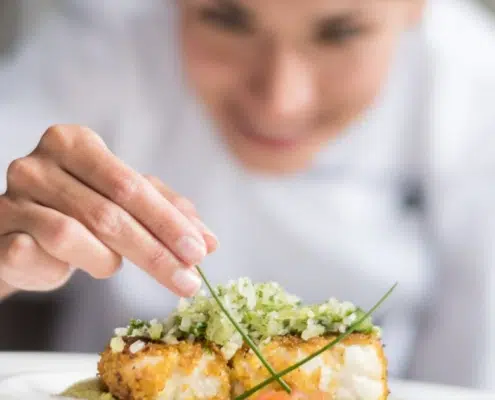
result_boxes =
[240,129,304,150]
[229,103,306,150]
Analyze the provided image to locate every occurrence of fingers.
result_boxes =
[36,125,208,266]
[0,233,73,292]
[144,175,219,253]
[7,156,201,296]
[144,175,198,218]
[4,198,122,279]
[2,125,218,298]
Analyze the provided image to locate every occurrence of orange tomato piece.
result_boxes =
[255,390,327,400]
[255,390,292,400]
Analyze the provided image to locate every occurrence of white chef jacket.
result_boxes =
[0,0,494,390]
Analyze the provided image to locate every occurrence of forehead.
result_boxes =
[190,0,386,15]
[186,0,400,32]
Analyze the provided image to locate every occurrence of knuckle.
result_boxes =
[39,125,104,153]
[171,196,197,216]
[48,217,78,255]
[6,159,23,183]
[6,157,36,187]
[39,125,73,151]
[108,174,140,204]
[89,203,126,238]
[4,234,34,266]
[146,247,175,275]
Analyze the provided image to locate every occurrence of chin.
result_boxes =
[211,109,329,176]
[224,139,316,176]
[239,155,311,176]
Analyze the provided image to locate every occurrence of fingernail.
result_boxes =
[171,267,202,296]
[176,235,207,265]
[191,218,219,250]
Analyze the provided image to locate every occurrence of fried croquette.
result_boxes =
[98,338,230,400]
[97,334,387,400]
[231,334,388,400]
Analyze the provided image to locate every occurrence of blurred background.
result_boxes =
[0,0,495,348]
[1,0,495,58]
[0,0,495,388]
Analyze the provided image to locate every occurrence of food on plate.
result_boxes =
[62,278,390,400]
[98,340,230,400]
[230,334,387,399]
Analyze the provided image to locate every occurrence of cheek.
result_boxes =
[180,23,246,108]
[182,33,223,99]
[319,37,398,123]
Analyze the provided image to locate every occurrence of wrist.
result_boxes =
[0,280,17,301]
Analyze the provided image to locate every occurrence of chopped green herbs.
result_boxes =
[114,277,381,361]
[234,282,397,400]
[196,266,292,394]
[126,319,149,336]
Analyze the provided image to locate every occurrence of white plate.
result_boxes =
[0,352,493,400]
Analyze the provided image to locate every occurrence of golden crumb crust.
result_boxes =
[231,334,388,399]
[98,334,388,400]
[98,338,230,400]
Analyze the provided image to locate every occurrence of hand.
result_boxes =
[0,125,218,300]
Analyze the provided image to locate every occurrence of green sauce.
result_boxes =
[59,378,115,400]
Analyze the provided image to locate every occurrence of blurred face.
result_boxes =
[179,0,424,174]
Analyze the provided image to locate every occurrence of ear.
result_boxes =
[406,0,427,27]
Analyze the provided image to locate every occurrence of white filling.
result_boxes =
[158,354,221,400]
[129,355,163,370]
[319,365,333,392]
[129,340,146,354]
[336,345,383,400]
[262,345,382,398]
[299,353,325,374]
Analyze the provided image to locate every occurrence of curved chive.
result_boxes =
[235,282,398,400]
[195,266,291,394]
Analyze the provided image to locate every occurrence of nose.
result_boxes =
[250,42,316,131]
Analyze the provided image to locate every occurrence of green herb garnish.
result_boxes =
[126,319,149,335]
[234,282,397,400]
[196,266,292,394]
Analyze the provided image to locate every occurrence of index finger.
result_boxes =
[144,175,219,253]
[38,126,207,266]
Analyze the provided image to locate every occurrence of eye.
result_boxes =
[317,25,363,44]
[315,18,365,45]
[198,6,252,34]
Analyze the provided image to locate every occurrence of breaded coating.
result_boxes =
[98,334,387,400]
[230,334,388,400]
[98,338,231,400]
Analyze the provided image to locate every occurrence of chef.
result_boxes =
[0,0,494,390]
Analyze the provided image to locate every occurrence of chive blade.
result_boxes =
[235,282,397,400]
[195,266,291,394]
